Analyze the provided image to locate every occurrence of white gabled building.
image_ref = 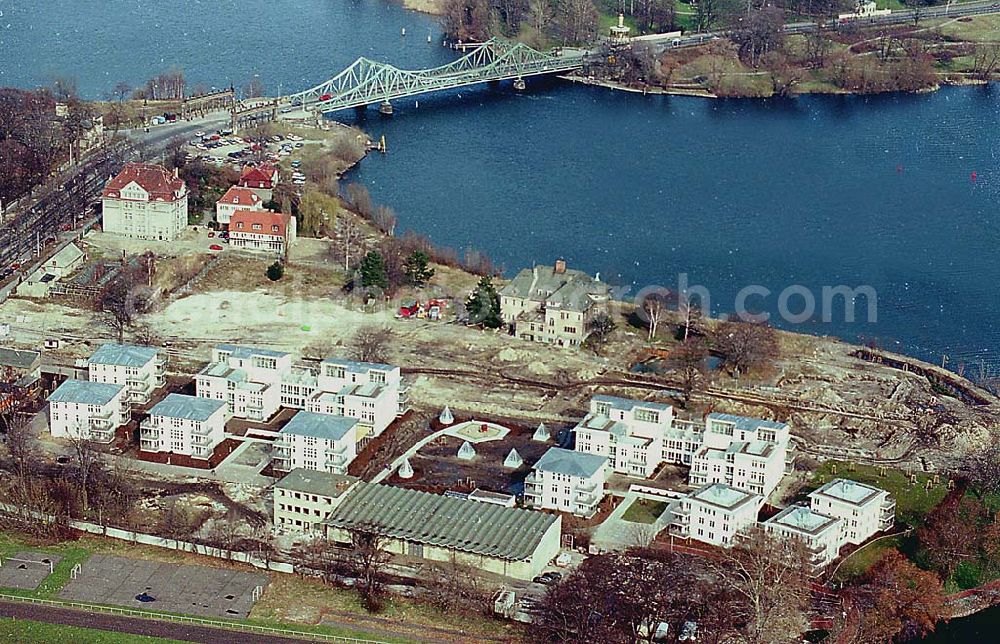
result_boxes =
[273,411,359,475]
[670,482,763,547]
[87,343,165,404]
[764,505,845,573]
[196,344,290,421]
[689,413,791,498]
[140,394,228,460]
[808,479,895,545]
[524,446,608,518]
[573,395,675,478]
[101,163,188,241]
[47,379,129,443]
[215,185,264,226]
[306,358,407,446]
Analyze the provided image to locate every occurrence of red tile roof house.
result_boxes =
[101,163,188,241]
[229,210,296,257]
[216,186,263,226]
[238,163,279,201]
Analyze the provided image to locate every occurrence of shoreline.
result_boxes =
[560,72,994,101]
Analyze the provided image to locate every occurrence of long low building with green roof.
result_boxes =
[322,482,561,580]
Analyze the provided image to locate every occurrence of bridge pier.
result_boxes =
[379,100,393,116]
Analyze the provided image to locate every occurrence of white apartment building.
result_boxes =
[215,185,263,226]
[273,469,360,535]
[196,344,291,421]
[524,447,608,518]
[101,163,188,241]
[306,358,407,445]
[273,411,359,475]
[764,505,845,573]
[670,482,763,547]
[689,413,791,498]
[809,479,895,545]
[574,395,675,478]
[87,343,165,404]
[140,394,227,460]
[47,379,129,443]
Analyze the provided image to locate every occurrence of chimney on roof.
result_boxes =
[554,258,566,274]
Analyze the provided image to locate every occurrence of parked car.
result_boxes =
[532,571,562,585]
[209,244,223,251]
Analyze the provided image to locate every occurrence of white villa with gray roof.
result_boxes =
[764,505,845,573]
[196,344,291,421]
[306,358,406,445]
[273,411,359,475]
[689,413,791,498]
[809,478,895,545]
[48,379,129,443]
[500,259,611,348]
[87,343,165,404]
[670,482,763,547]
[140,393,228,459]
[524,446,608,517]
[574,395,676,478]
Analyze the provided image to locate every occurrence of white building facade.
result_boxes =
[47,379,129,443]
[524,446,608,518]
[574,395,675,478]
[764,505,845,573]
[273,411,359,475]
[140,394,227,459]
[809,478,895,545]
[87,343,165,404]
[196,345,290,421]
[689,413,791,498]
[306,358,407,446]
[101,163,188,241]
[273,469,360,535]
[670,482,763,547]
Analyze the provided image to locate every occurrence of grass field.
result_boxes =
[0,533,91,599]
[832,535,903,582]
[0,618,184,644]
[806,461,949,528]
[622,498,669,524]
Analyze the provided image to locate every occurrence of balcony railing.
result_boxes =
[90,426,115,443]
[190,423,212,436]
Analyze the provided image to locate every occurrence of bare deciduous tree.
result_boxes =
[347,525,393,612]
[714,317,779,378]
[349,326,394,364]
[669,337,709,408]
[642,292,671,341]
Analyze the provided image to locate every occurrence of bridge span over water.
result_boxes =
[285,39,588,114]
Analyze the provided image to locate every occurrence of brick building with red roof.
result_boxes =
[101,163,188,241]
[229,209,296,256]
[215,186,263,225]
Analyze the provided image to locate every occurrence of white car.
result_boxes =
[195,131,205,137]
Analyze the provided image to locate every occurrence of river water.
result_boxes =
[3,0,1000,370]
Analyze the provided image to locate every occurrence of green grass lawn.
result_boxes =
[807,461,949,528]
[622,498,669,524]
[833,535,902,582]
[0,617,185,643]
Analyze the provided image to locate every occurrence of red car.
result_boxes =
[208,231,215,238]
[209,244,223,251]
[319,93,332,102]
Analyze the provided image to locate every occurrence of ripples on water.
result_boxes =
[3,0,999,367]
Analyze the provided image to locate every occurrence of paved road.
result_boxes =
[0,600,314,643]
[123,112,231,151]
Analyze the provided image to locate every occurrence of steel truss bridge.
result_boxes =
[286,39,587,113]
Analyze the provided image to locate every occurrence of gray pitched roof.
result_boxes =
[707,413,787,433]
[49,242,83,267]
[280,411,357,441]
[321,357,396,373]
[216,344,288,359]
[500,264,610,312]
[0,348,41,370]
[88,343,157,368]
[149,394,226,421]
[276,468,359,498]
[324,482,559,561]
[534,447,607,479]
[48,379,123,405]
[593,394,673,413]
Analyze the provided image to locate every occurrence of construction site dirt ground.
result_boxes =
[392,423,557,495]
[3,226,1000,476]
